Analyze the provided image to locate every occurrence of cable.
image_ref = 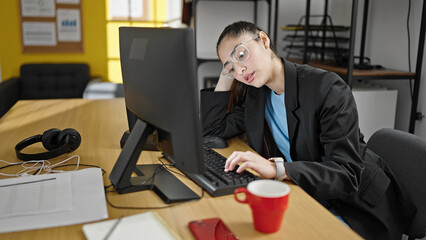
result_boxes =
[45,155,81,173]
[157,156,205,199]
[0,156,105,177]
[51,163,107,176]
[105,184,204,210]
[407,0,414,99]
[157,156,205,198]
[104,156,205,210]
[105,187,204,210]
[103,164,164,195]
[105,193,175,210]
[157,157,186,177]
[0,161,42,177]
[0,159,50,177]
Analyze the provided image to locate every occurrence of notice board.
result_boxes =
[19,0,83,53]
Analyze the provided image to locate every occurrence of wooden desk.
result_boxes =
[0,99,362,240]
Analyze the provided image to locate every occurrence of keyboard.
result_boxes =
[189,145,259,197]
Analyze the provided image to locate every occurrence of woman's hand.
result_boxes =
[224,151,277,179]
[214,71,234,92]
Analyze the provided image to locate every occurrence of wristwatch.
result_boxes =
[268,157,287,181]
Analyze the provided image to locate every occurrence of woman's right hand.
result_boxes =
[214,71,234,92]
[224,151,278,179]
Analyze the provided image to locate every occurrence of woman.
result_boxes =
[200,21,415,240]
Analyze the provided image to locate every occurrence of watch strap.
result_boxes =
[269,157,287,181]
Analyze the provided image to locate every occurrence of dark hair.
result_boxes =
[216,21,277,55]
[216,21,277,111]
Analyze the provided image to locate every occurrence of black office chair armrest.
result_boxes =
[0,77,20,118]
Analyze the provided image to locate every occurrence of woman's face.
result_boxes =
[217,31,272,88]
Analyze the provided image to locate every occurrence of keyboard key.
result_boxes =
[193,145,258,196]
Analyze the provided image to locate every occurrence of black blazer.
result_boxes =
[201,59,416,240]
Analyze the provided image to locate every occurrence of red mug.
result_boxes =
[234,179,290,233]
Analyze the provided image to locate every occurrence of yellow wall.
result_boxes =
[0,0,108,81]
[0,0,171,82]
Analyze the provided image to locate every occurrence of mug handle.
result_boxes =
[234,187,249,203]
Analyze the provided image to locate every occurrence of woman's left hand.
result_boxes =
[224,151,277,178]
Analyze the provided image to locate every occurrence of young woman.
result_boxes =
[200,21,415,240]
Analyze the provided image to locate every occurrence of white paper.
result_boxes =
[21,0,55,17]
[109,0,144,19]
[57,9,81,42]
[0,168,108,234]
[83,212,178,240]
[0,174,72,218]
[22,22,57,46]
[56,0,80,4]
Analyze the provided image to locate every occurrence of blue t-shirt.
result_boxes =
[264,90,292,162]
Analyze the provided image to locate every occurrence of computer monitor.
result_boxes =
[109,27,205,203]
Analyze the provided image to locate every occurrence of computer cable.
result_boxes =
[51,163,106,176]
[157,156,186,177]
[104,158,205,210]
[104,188,205,210]
[104,164,163,195]
[157,156,205,199]
[157,156,205,198]
[103,165,164,195]
[105,179,204,210]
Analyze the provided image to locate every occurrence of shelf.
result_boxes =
[281,24,350,32]
[283,35,349,43]
[288,59,416,81]
[285,45,348,55]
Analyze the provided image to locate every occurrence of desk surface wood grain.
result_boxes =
[0,99,362,240]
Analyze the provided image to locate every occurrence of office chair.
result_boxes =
[0,63,92,118]
[367,128,426,240]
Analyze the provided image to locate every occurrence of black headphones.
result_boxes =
[15,128,81,161]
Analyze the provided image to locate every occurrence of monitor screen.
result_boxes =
[109,27,205,203]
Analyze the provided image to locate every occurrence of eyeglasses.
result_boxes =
[221,34,259,79]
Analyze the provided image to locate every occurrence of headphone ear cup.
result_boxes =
[57,128,81,152]
[41,128,62,150]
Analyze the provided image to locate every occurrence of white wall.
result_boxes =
[352,83,398,141]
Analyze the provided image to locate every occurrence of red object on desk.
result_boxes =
[189,218,238,240]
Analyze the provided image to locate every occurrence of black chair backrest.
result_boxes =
[20,63,90,99]
[368,128,426,239]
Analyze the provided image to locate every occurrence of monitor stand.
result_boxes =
[109,119,200,204]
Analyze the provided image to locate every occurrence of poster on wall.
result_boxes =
[57,9,81,42]
[19,0,84,52]
[21,0,55,17]
[22,22,57,46]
